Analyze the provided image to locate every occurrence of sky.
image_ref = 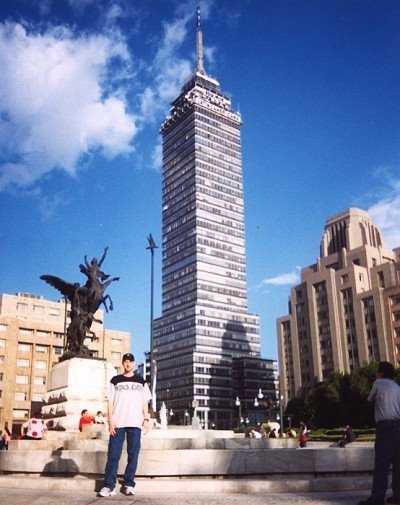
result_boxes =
[0,0,399,365]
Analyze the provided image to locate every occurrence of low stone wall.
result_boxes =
[0,439,374,478]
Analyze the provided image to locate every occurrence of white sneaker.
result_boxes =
[99,487,116,497]
[122,485,135,496]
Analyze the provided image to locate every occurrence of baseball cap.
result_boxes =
[122,353,135,362]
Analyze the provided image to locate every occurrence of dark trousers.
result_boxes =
[104,427,141,490]
[371,422,400,500]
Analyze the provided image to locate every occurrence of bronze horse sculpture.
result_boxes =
[40,247,119,360]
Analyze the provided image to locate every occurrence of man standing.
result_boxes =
[359,361,400,505]
[99,353,152,497]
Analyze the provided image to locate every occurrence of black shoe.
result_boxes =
[358,498,385,505]
[387,497,400,504]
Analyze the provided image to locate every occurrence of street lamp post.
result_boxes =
[235,396,242,428]
[147,234,158,412]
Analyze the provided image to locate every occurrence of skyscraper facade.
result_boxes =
[153,11,261,429]
[277,208,400,404]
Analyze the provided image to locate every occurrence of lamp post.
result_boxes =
[278,394,284,435]
[184,410,189,426]
[147,234,158,412]
[235,396,242,428]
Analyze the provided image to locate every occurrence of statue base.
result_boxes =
[42,357,116,431]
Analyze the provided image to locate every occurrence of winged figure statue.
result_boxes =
[40,247,119,360]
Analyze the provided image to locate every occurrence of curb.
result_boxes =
[0,474,372,494]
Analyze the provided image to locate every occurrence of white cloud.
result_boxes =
[0,21,137,190]
[262,268,301,287]
[367,172,400,249]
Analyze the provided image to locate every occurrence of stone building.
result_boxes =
[0,292,130,431]
[277,208,400,403]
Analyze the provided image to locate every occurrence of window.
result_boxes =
[18,343,31,352]
[0,339,5,348]
[32,393,43,402]
[363,298,374,308]
[33,305,44,314]
[36,330,50,338]
[34,360,47,370]
[33,376,46,385]
[53,346,63,355]
[19,328,33,335]
[16,375,29,384]
[0,355,4,364]
[36,345,48,353]
[111,352,121,361]
[54,332,64,339]
[342,274,349,284]
[392,295,400,306]
[13,409,29,419]
[14,392,27,401]
[111,338,122,346]
[17,303,28,313]
[49,308,60,316]
[17,359,30,367]
[378,271,385,288]
[0,372,3,381]
[0,324,7,332]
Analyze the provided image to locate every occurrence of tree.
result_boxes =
[284,362,381,429]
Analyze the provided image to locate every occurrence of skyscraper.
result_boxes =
[277,208,400,404]
[153,10,262,429]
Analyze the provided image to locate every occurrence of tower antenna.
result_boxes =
[196,6,205,74]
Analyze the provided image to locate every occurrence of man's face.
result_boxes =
[122,359,134,373]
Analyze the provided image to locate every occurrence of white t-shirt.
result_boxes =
[22,417,47,438]
[368,378,400,422]
[108,373,152,428]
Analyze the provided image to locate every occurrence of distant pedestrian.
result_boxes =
[2,428,11,450]
[79,409,94,432]
[95,411,107,425]
[99,353,151,497]
[339,425,357,447]
[299,422,307,448]
[21,411,47,440]
[359,361,400,505]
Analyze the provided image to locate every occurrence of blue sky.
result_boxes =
[0,0,399,364]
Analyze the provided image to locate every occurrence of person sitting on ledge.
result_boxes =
[79,409,94,432]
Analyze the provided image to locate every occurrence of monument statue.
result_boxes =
[40,247,119,360]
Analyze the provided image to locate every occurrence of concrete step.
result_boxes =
[0,474,373,494]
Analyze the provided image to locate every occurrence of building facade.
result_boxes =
[0,292,130,432]
[153,11,264,429]
[277,208,400,403]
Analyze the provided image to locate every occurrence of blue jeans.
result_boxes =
[104,427,141,490]
[371,422,400,500]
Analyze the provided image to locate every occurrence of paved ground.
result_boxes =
[0,488,371,505]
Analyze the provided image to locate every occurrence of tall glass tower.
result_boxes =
[153,9,260,429]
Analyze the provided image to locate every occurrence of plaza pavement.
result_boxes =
[0,488,372,505]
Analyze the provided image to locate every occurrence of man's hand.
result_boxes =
[108,419,116,436]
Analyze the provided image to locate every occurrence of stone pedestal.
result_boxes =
[42,357,116,431]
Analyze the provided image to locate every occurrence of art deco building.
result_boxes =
[153,11,263,428]
[0,292,130,432]
[277,208,400,403]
